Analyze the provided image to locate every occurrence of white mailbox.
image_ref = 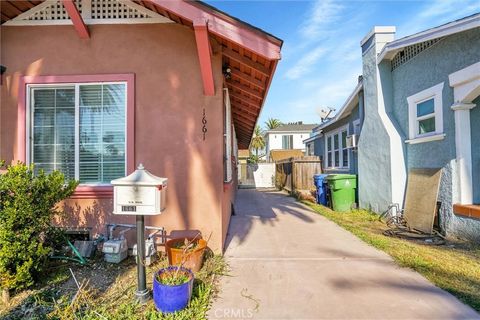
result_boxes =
[111,164,168,215]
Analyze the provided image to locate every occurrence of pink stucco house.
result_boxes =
[0,0,282,251]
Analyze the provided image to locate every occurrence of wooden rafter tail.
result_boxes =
[223,47,271,76]
[229,92,261,109]
[62,0,90,39]
[193,18,215,96]
[226,81,264,100]
[230,68,265,90]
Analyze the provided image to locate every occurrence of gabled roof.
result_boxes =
[267,123,317,133]
[378,12,480,62]
[314,80,362,132]
[0,0,283,149]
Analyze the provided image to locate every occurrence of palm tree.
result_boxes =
[264,118,282,130]
[250,125,265,159]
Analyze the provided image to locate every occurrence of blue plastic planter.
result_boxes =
[313,174,329,206]
[153,266,194,313]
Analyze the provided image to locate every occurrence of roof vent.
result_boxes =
[3,0,172,26]
[391,38,442,70]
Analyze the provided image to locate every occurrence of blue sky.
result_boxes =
[204,0,480,127]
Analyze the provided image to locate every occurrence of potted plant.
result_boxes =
[153,266,194,313]
[165,235,207,272]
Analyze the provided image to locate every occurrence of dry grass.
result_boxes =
[303,201,480,311]
[0,252,227,320]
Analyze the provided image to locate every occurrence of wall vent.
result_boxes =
[28,1,81,21]
[91,0,147,19]
[391,38,442,71]
[4,0,172,26]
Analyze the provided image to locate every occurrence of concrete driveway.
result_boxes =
[209,189,479,320]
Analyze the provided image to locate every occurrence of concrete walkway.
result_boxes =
[209,189,479,320]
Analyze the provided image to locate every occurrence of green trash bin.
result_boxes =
[326,174,357,212]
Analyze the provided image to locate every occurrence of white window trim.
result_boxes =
[353,119,361,135]
[26,81,128,186]
[224,88,232,183]
[282,135,293,149]
[324,124,350,170]
[407,82,444,143]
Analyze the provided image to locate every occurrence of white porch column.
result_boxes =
[451,102,476,204]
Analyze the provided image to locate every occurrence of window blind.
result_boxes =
[79,84,126,183]
[30,83,126,184]
[32,87,76,180]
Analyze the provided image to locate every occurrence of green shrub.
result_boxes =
[0,162,78,292]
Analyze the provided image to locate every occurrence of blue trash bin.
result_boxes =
[313,174,329,206]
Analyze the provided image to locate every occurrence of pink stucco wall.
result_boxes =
[0,23,235,251]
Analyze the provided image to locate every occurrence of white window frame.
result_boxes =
[26,82,128,186]
[353,119,361,135]
[324,124,350,170]
[406,82,445,144]
[224,88,232,182]
[307,142,314,156]
[282,135,293,149]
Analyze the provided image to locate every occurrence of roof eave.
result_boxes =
[378,12,480,63]
[316,81,363,131]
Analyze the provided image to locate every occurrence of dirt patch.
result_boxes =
[0,254,137,319]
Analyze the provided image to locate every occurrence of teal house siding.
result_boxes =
[358,32,396,213]
[356,17,480,242]
[388,29,480,239]
[310,100,362,175]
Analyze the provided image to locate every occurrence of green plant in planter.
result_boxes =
[156,268,192,286]
[0,162,78,299]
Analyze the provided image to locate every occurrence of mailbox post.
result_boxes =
[111,164,167,303]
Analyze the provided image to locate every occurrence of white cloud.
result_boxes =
[300,0,344,39]
[285,45,327,79]
[397,0,480,37]
[286,65,362,118]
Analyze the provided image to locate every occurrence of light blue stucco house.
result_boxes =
[357,13,480,240]
[304,78,364,175]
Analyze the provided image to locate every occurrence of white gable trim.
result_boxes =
[449,62,480,205]
[3,0,173,26]
[449,61,480,103]
[378,13,480,62]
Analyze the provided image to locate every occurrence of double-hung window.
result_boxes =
[407,82,444,143]
[325,125,349,169]
[29,83,127,184]
[282,135,293,149]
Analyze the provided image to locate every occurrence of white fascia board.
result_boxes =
[378,13,480,62]
[303,136,318,144]
[316,82,363,131]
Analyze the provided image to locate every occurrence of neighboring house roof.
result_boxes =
[267,123,317,133]
[378,12,480,62]
[238,149,250,158]
[314,80,363,132]
[270,149,304,162]
[303,134,319,144]
[0,0,283,150]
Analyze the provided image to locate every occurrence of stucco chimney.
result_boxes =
[360,26,396,55]
[357,25,407,214]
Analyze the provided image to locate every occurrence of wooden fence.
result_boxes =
[275,156,322,192]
